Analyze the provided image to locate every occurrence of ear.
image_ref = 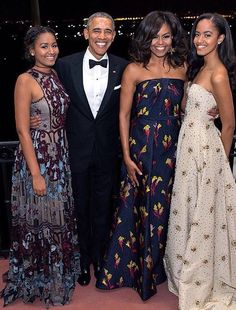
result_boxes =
[218,34,225,45]
[29,48,35,56]
[112,30,116,41]
[83,28,89,40]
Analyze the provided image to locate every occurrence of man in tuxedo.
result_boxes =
[56,12,128,286]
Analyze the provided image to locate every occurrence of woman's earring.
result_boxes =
[169,47,175,55]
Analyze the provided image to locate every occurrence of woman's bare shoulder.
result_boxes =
[16,71,35,85]
[211,65,229,86]
[125,62,144,73]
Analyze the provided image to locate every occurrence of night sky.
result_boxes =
[0,0,235,21]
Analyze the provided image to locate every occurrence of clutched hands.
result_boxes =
[32,174,46,196]
[124,157,142,187]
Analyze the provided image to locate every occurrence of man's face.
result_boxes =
[84,17,116,59]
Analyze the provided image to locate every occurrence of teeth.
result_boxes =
[97,42,106,46]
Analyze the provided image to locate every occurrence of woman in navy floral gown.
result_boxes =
[1,26,79,307]
[96,11,188,301]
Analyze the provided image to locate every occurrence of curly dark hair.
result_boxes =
[24,25,56,63]
[128,11,188,68]
[187,13,236,91]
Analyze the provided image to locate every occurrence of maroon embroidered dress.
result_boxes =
[1,68,80,306]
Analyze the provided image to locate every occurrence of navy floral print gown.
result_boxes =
[96,78,184,301]
[1,69,80,307]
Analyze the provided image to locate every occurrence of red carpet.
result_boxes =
[0,258,178,309]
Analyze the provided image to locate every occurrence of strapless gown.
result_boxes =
[164,83,236,309]
[96,78,184,301]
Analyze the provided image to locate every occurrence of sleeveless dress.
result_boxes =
[96,78,184,301]
[1,68,80,306]
[164,83,236,309]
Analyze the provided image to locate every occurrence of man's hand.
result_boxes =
[30,115,41,129]
[208,107,219,120]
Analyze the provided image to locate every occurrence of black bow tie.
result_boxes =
[89,59,107,69]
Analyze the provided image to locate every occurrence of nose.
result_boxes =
[48,46,56,54]
[195,34,204,43]
[156,37,164,44]
[98,31,106,39]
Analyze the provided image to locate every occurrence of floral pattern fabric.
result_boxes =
[164,83,236,309]
[1,69,80,307]
[96,78,184,301]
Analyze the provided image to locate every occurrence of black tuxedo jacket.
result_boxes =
[56,51,128,173]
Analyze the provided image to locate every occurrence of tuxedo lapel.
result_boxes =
[96,55,120,118]
[71,52,94,119]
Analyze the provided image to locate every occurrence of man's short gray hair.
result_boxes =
[86,12,115,30]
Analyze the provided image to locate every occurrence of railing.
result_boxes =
[230,134,236,157]
[0,141,19,256]
[231,135,236,179]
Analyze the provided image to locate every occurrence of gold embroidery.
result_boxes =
[231,240,236,247]
[175,225,181,231]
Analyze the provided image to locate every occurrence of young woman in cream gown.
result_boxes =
[164,12,236,310]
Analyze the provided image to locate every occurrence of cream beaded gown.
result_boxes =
[164,83,236,310]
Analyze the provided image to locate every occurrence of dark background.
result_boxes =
[0,0,235,20]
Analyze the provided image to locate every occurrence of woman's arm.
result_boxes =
[212,73,235,157]
[14,74,46,195]
[119,63,142,186]
[180,81,188,113]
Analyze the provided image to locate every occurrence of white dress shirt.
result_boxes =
[83,48,109,118]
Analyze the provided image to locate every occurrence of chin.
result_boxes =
[196,49,207,56]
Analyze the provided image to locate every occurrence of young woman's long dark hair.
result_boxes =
[129,11,188,68]
[187,13,236,91]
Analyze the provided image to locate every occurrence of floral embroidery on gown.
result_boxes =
[96,78,184,301]
[1,69,80,307]
[164,83,236,310]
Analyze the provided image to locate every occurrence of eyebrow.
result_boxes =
[92,27,113,31]
[39,41,57,45]
[195,30,213,34]
[155,32,171,36]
